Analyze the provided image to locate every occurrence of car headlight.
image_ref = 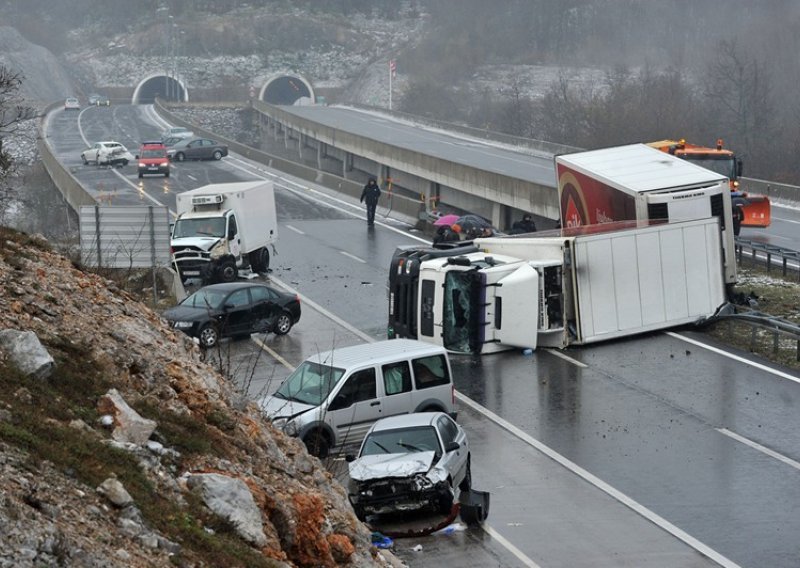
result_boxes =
[172,321,194,329]
[209,240,227,259]
[271,418,298,436]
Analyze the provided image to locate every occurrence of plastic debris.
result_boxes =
[433,522,467,535]
[522,348,534,356]
[371,531,394,549]
[411,544,423,552]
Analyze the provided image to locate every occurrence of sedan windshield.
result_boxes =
[275,361,344,406]
[361,426,441,457]
[181,288,228,309]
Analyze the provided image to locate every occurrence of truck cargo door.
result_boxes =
[495,264,539,350]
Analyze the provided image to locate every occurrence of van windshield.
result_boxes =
[274,361,345,406]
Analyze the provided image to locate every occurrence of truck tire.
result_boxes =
[249,248,270,273]
[217,259,237,283]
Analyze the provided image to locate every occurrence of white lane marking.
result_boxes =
[544,348,588,368]
[250,336,295,372]
[666,332,800,384]
[482,524,542,568]
[285,224,305,235]
[717,428,800,471]
[340,251,366,263]
[455,393,742,568]
[187,173,197,181]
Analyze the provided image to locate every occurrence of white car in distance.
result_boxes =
[81,141,134,166]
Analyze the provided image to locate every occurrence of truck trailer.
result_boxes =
[388,218,727,355]
[556,143,737,285]
[171,181,277,284]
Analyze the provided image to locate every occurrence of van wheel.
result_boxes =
[304,430,330,459]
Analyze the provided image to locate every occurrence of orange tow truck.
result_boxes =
[647,139,771,231]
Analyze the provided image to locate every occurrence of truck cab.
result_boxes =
[171,206,241,282]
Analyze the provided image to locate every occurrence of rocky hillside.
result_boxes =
[0,227,395,567]
[0,26,75,103]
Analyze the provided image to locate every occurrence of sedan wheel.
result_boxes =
[458,456,472,492]
[198,324,219,349]
[274,312,293,335]
[175,152,185,162]
[212,150,223,160]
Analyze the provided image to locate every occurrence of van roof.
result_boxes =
[307,339,446,368]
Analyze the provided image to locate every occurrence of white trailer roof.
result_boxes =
[556,143,727,194]
[182,181,267,195]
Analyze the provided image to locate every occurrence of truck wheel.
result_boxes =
[274,312,293,335]
[198,324,219,349]
[212,150,223,160]
[217,260,237,283]
[249,248,269,273]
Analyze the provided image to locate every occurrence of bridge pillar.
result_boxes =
[491,202,503,229]
[317,142,324,169]
[428,181,440,213]
[343,152,352,178]
[298,133,304,159]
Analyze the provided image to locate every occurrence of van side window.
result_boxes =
[412,355,450,390]
[329,368,376,410]
[382,361,412,395]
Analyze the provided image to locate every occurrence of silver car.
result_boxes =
[347,412,470,520]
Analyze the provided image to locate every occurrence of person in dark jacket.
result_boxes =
[510,213,537,234]
[360,178,381,225]
[433,225,460,244]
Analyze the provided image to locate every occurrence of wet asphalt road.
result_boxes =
[43,105,800,568]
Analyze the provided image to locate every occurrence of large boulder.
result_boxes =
[0,329,54,379]
[186,473,268,547]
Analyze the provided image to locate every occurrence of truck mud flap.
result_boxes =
[458,489,490,525]
[741,196,771,227]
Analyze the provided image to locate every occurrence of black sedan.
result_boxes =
[167,138,229,162]
[162,282,301,349]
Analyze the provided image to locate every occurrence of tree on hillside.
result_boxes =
[0,66,36,215]
[702,40,775,176]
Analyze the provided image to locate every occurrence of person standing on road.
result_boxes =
[360,178,381,226]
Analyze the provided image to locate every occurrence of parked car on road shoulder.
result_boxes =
[347,412,471,521]
[162,282,301,349]
[160,126,194,142]
[64,97,80,111]
[168,138,229,162]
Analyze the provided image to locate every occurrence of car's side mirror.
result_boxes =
[445,441,460,453]
[345,454,356,463]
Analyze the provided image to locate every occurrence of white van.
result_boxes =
[259,339,457,458]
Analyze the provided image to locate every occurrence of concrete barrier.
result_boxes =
[153,100,426,222]
[37,102,96,212]
[741,177,800,205]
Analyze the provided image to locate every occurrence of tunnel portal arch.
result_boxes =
[132,74,189,104]
[259,74,315,105]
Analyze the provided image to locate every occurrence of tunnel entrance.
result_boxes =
[132,74,188,104]
[259,75,315,105]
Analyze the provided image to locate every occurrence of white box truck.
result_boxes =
[171,181,277,283]
[556,143,737,285]
[388,218,727,354]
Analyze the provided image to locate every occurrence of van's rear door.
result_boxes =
[494,264,539,350]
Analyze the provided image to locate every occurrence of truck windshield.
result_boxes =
[173,217,227,238]
[442,271,483,354]
[683,156,736,179]
[274,361,345,406]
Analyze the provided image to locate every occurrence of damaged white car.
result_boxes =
[347,412,470,521]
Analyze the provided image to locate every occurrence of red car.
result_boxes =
[136,141,170,178]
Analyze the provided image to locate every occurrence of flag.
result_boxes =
[389,59,396,78]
